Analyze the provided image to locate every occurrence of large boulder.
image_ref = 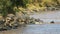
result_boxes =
[4,14,16,26]
[50,21,54,24]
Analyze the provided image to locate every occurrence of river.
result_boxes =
[30,11,60,24]
[0,11,60,34]
[0,24,60,34]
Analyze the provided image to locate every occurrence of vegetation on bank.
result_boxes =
[0,0,60,17]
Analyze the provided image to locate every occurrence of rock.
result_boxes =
[30,21,35,24]
[35,22,40,24]
[12,24,18,29]
[12,26,17,29]
[0,26,8,31]
[3,24,12,30]
[35,22,43,24]
[10,21,20,29]
[0,27,7,31]
[4,14,16,26]
[35,19,40,22]
[0,20,5,25]
[7,14,15,18]
[50,21,54,24]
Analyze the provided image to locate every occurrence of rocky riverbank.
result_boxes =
[0,13,43,31]
[0,9,60,31]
